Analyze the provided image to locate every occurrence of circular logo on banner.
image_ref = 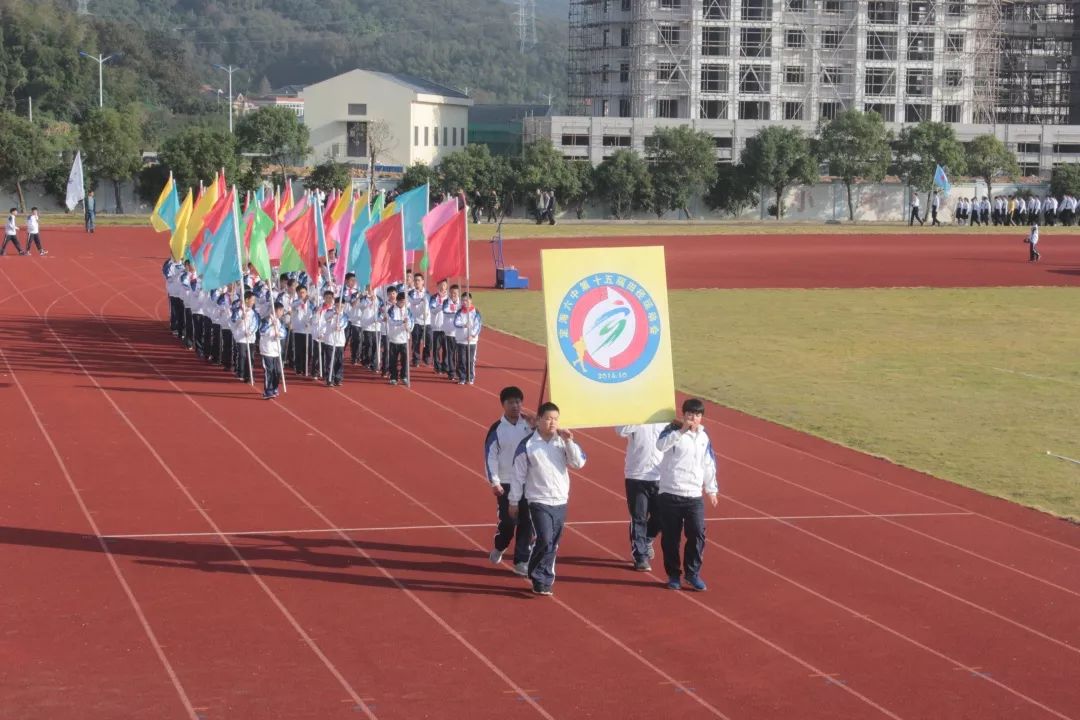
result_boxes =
[556,273,662,384]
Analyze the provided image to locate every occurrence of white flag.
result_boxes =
[65,151,85,212]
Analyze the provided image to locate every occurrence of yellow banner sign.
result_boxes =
[541,246,676,429]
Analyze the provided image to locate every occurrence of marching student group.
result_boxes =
[161,253,719,597]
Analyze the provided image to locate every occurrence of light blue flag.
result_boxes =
[395,184,428,251]
[315,194,328,258]
[200,195,243,291]
[933,165,952,195]
[348,203,374,288]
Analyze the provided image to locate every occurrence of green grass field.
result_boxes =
[475,287,1080,520]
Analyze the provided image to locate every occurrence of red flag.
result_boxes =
[366,213,405,289]
[188,189,234,263]
[283,200,321,280]
[426,209,467,282]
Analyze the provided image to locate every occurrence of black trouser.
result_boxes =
[527,502,566,589]
[201,316,213,359]
[431,330,447,372]
[0,234,23,255]
[411,324,431,366]
[183,308,194,346]
[1046,210,1056,226]
[378,336,388,373]
[169,297,182,335]
[192,315,206,357]
[291,332,309,375]
[626,479,661,562]
[444,336,458,379]
[235,342,254,382]
[221,329,233,370]
[262,355,281,395]
[25,233,42,253]
[388,342,408,381]
[322,344,344,385]
[361,330,378,369]
[909,207,922,226]
[931,207,940,226]
[209,323,221,363]
[456,342,476,383]
[659,493,706,580]
[348,326,362,363]
[494,483,533,564]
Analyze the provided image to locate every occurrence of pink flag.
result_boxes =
[331,197,356,287]
[422,198,459,238]
[267,194,309,261]
[426,208,467,283]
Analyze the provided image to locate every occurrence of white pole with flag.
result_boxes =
[232,186,255,388]
[464,201,474,383]
[401,211,411,387]
[65,151,85,212]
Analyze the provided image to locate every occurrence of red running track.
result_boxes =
[1,229,1078,720]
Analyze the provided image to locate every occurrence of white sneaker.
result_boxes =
[513,561,528,576]
[488,548,504,565]
[647,542,655,559]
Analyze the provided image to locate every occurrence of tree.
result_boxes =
[235,105,310,177]
[594,149,651,218]
[364,119,396,190]
[306,159,352,193]
[0,111,53,212]
[158,126,239,192]
[705,164,758,218]
[740,126,818,219]
[816,110,892,221]
[78,107,144,214]
[645,126,717,219]
[1050,164,1080,198]
[400,162,439,192]
[438,144,500,194]
[966,134,1019,199]
[511,139,581,212]
[894,122,967,208]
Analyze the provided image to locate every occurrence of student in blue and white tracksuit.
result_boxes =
[484,386,537,576]
[429,279,450,373]
[1026,224,1041,262]
[386,293,414,386]
[408,273,432,367]
[656,398,718,592]
[231,291,260,383]
[259,302,287,399]
[453,293,481,385]
[616,422,667,571]
[510,402,586,596]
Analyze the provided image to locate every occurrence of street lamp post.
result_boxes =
[213,64,241,133]
[78,51,121,107]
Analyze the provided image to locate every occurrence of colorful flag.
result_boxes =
[190,189,234,274]
[184,179,221,251]
[281,197,320,280]
[200,191,245,291]
[540,246,676,429]
[267,194,309,263]
[395,184,428,251]
[169,189,194,262]
[331,196,356,287]
[933,164,952,195]
[422,197,459,238]
[425,208,467,283]
[346,194,379,288]
[246,202,275,281]
[315,194,328,258]
[365,213,405,290]
[65,151,85,212]
[278,180,294,222]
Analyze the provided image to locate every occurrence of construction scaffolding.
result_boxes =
[566,0,1053,127]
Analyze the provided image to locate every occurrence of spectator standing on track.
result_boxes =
[24,208,46,256]
[909,193,923,226]
[616,423,667,572]
[485,386,537,577]
[84,191,96,234]
[1025,224,1041,263]
[2,208,24,256]
[510,402,587,596]
[656,398,719,592]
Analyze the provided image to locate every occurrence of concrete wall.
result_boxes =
[408,101,470,166]
[1,181,144,215]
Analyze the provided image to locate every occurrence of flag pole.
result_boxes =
[231,186,255,388]
[464,200,474,384]
[401,211,411,387]
[274,188,289,395]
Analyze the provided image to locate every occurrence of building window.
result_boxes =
[414,126,419,147]
[1052,143,1080,153]
[943,104,961,122]
[905,104,930,122]
[784,65,805,84]
[461,128,466,144]
[600,99,610,117]
[865,68,896,96]
[783,101,804,120]
[621,27,631,46]
[945,69,962,88]
[602,64,610,83]
[657,99,680,117]
[331,143,340,158]
[346,121,367,158]
[738,100,770,119]
[619,98,632,117]
[443,127,448,146]
[864,103,895,121]
[866,31,897,60]
[821,30,842,50]
[821,66,841,85]
[622,0,631,8]
[1020,163,1040,175]
[713,136,733,148]
[786,0,806,10]
[946,1,965,16]
[347,103,368,115]
[786,29,806,49]
[561,134,589,146]
[906,69,931,96]
[620,62,630,82]
[702,27,730,56]
[603,29,610,46]
[433,126,439,147]
[739,65,770,93]
[700,65,730,92]
[703,0,729,19]
[909,0,934,22]
[660,0,682,7]
[946,33,964,53]
[452,127,457,145]
[741,0,771,21]
[741,28,772,57]
[657,62,680,82]
[602,135,632,147]
[820,102,841,120]
[1017,143,1040,153]
[907,32,933,61]
[700,99,728,119]
[659,24,681,44]
[823,0,842,12]
[867,0,898,23]
[424,126,429,147]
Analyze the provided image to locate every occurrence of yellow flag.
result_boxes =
[169,190,194,262]
[185,181,220,249]
[541,246,676,429]
[381,201,397,221]
[150,175,177,233]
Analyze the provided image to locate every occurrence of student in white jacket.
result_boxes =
[320,297,349,387]
[656,398,718,592]
[259,302,287,399]
[484,386,537,576]
[510,402,586,596]
[616,423,668,571]
[385,293,414,386]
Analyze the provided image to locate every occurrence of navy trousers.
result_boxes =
[626,479,661,561]
[658,493,706,580]
[527,502,566,589]
[494,484,533,564]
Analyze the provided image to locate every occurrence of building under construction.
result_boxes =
[531,0,1080,176]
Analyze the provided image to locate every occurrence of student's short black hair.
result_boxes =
[243,291,254,300]
[387,285,398,294]
[538,401,560,417]
[297,284,307,292]
[682,398,706,415]
[8,208,16,213]
[345,272,355,281]
[323,289,334,297]
[413,273,424,280]
[449,283,460,292]
[30,206,37,212]
[438,278,448,285]
[334,297,344,305]
[500,386,524,403]
[396,292,407,302]
[461,291,472,300]
[286,278,296,287]
[273,301,284,311]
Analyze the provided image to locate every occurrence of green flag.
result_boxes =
[247,204,275,281]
